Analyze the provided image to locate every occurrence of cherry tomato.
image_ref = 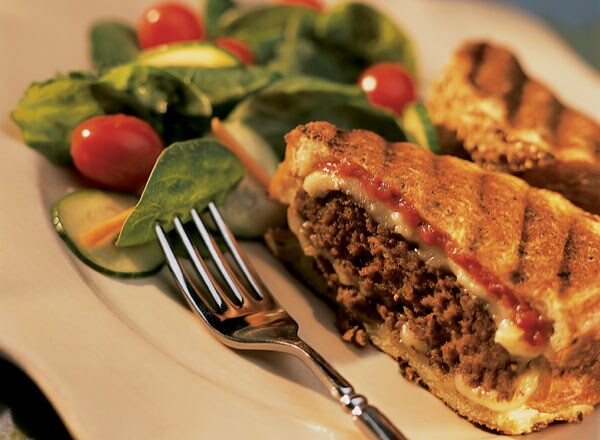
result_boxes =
[71,114,164,193]
[137,2,204,50]
[277,0,324,12]
[214,37,254,65]
[358,63,417,116]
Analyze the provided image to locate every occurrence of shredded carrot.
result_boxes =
[79,206,135,248]
[211,117,271,190]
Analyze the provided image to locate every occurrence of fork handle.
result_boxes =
[342,395,408,440]
[355,405,408,440]
[289,340,409,440]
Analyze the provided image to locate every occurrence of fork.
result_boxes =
[154,202,408,440]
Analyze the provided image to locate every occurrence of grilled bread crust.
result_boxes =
[426,41,600,214]
[269,121,600,434]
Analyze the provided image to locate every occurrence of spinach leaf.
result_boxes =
[268,33,359,83]
[90,21,141,72]
[97,64,213,144]
[205,0,236,38]
[11,73,105,165]
[166,65,281,117]
[227,75,405,159]
[314,2,417,75]
[12,61,256,166]
[219,5,317,64]
[117,138,244,247]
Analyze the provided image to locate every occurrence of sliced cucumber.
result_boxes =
[217,176,287,239]
[137,42,240,68]
[214,121,286,238]
[52,190,164,278]
[221,120,280,174]
[401,102,442,154]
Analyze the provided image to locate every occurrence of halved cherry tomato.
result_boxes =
[358,63,416,116]
[71,114,164,193]
[214,37,254,65]
[277,0,324,12]
[137,2,204,50]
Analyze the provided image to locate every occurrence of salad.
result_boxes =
[11,0,435,278]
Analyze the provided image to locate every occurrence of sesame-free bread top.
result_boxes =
[270,121,600,366]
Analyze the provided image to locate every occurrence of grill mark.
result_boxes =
[557,223,575,294]
[503,57,528,122]
[382,141,396,166]
[431,154,440,175]
[545,96,564,145]
[511,192,532,285]
[427,155,443,212]
[470,175,487,252]
[518,195,532,257]
[467,43,487,88]
[477,174,488,209]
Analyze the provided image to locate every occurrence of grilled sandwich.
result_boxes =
[268,121,600,435]
[426,41,600,215]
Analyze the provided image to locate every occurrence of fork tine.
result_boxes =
[206,202,269,300]
[190,208,252,305]
[154,223,222,323]
[171,216,238,313]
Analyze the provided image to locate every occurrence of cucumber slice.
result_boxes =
[221,120,279,174]
[137,42,240,68]
[215,121,286,238]
[401,102,442,154]
[217,176,286,239]
[52,190,164,278]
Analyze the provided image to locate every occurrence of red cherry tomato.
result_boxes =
[137,2,204,50]
[358,63,417,116]
[71,114,164,193]
[214,37,254,65]
[277,0,324,12]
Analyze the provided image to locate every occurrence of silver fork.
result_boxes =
[154,202,408,440]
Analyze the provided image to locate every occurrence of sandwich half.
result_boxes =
[268,121,600,435]
[426,41,600,215]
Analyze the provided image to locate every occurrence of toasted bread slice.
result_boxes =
[426,41,600,214]
[269,121,600,434]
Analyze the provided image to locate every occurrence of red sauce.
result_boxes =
[319,158,552,348]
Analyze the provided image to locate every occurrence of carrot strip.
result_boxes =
[211,117,271,190]
[79,206,135,248]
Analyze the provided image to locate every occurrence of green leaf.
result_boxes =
[117,138,244,246]
[165,65,281,116]
[268,34,359,83]
[98,64,213,144]
[90,21,141,72]
[227,75,406,159]
[315,2,417,75]
[204,0,236,38]
[11,73,104,165]
[219,5,318,64]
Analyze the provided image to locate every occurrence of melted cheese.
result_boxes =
[455,367,540,412]
[366,317,544,415]
[287,205,316,256]
[400,322,428,353]
[300,170,546,360]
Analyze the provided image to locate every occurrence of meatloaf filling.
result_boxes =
[294,189,519,399]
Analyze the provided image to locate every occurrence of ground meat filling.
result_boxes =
[295,189,519,399]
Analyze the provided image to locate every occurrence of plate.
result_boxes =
[0,1,599,439]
